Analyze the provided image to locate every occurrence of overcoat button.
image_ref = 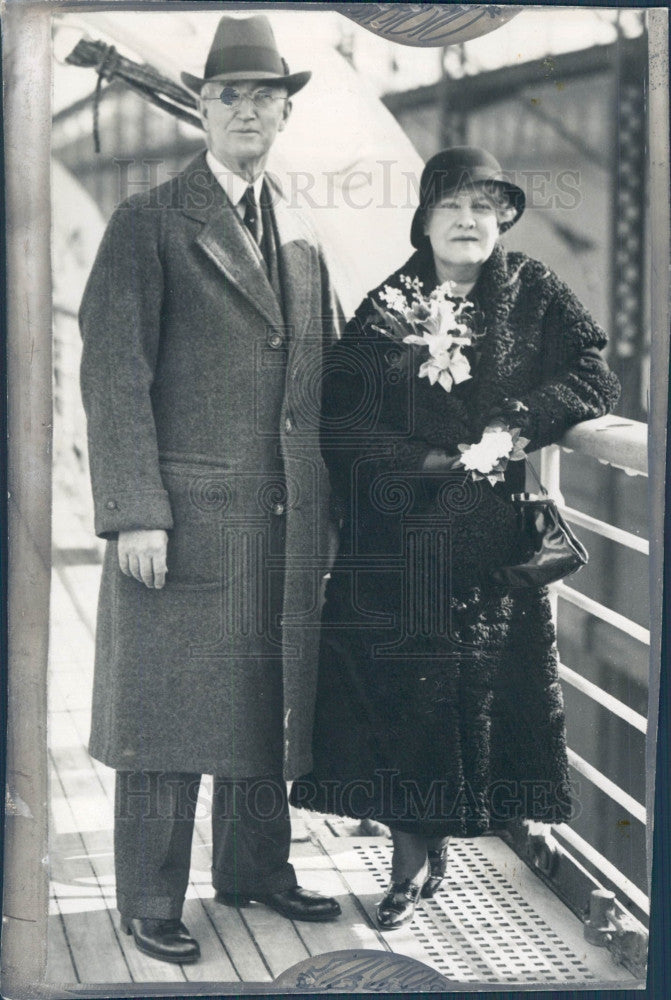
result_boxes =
[268,333,283,348]
[106,500,118,510]
[273,503,285,516]
[285,417,293,433]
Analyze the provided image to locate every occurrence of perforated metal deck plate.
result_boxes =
[318,835,639,988]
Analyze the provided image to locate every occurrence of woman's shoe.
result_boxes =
[376,878,425,930]
[421,844,450,898]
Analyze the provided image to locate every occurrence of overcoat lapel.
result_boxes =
[180,153,283,329]
[196,211,284,329]
[270,185,313,343]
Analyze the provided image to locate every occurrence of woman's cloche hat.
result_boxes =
[410,146,526,248]
[181,15,311,96]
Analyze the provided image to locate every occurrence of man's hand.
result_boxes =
[118,529,168,589]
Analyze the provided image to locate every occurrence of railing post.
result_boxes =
[645,7,670,889]
[539,443,562,499]
[3,0,52,991]
[539,444,562,620]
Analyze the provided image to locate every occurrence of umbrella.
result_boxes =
[59,31,202,148]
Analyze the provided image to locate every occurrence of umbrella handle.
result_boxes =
[59,34,202,151]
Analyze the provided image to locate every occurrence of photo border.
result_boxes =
[2,2,669,996]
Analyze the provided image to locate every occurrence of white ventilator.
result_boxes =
[53,9,424,317]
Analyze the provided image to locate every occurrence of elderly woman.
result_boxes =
[290,147,620,929]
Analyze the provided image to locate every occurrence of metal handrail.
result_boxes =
[557,661,647,734]
[560,504,649,555]
[553,582,650,647]
[537,415,650,916]
[552,825,650,916]
[559,414,648,477]
[565,748,646,824]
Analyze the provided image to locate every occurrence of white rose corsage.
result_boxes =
[457,425,529,486]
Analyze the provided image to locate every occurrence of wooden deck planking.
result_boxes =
[195,895,273,982]
[58,907,133,984]
[53,562,100,635]
[45,911,79,984]
[52,672,93,713]
[180,896,241,983]
[49,748,128,983]
[50,700,292,987]
[285,839,389,956]
[229,902,310,979]
[49,764,132,983]
[189,819,273,982]
[189,811,394,980]
[49,747,111,836]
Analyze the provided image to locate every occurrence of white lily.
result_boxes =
[445,347,472,385]
[422,297,460,337]
[418,359,446,386]
[403,330,470,354]
[374,274,476,394]
[417,359,459,393]
[416,346,472,393]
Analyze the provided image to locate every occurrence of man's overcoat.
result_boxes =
[80,152,336,777]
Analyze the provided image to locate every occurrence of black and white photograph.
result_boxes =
[3,2,669,994]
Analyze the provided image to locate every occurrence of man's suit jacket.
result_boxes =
[80,151,337,777]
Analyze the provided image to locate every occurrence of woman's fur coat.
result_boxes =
[290,242,620,837]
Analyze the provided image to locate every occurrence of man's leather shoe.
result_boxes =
[376,878,425,930]
[215,886,341,922]
[120,916,200,964]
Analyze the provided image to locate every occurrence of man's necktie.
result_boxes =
[242,185,260,244]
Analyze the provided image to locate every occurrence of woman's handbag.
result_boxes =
[490,460,588,589]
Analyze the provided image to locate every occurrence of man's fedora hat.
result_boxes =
[181,15,311,96]
[410,146,526,248]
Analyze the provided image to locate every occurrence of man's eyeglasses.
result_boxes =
[202,86,287,111]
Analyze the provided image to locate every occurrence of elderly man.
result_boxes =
[80,15,340,964]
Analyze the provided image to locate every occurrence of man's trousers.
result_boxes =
[114,771,298,920]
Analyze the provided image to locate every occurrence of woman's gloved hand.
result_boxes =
[421,449,462,472]
[485,397,529,427]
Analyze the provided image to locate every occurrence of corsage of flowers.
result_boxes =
[371,276,478,393]
[457,424,530,486]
